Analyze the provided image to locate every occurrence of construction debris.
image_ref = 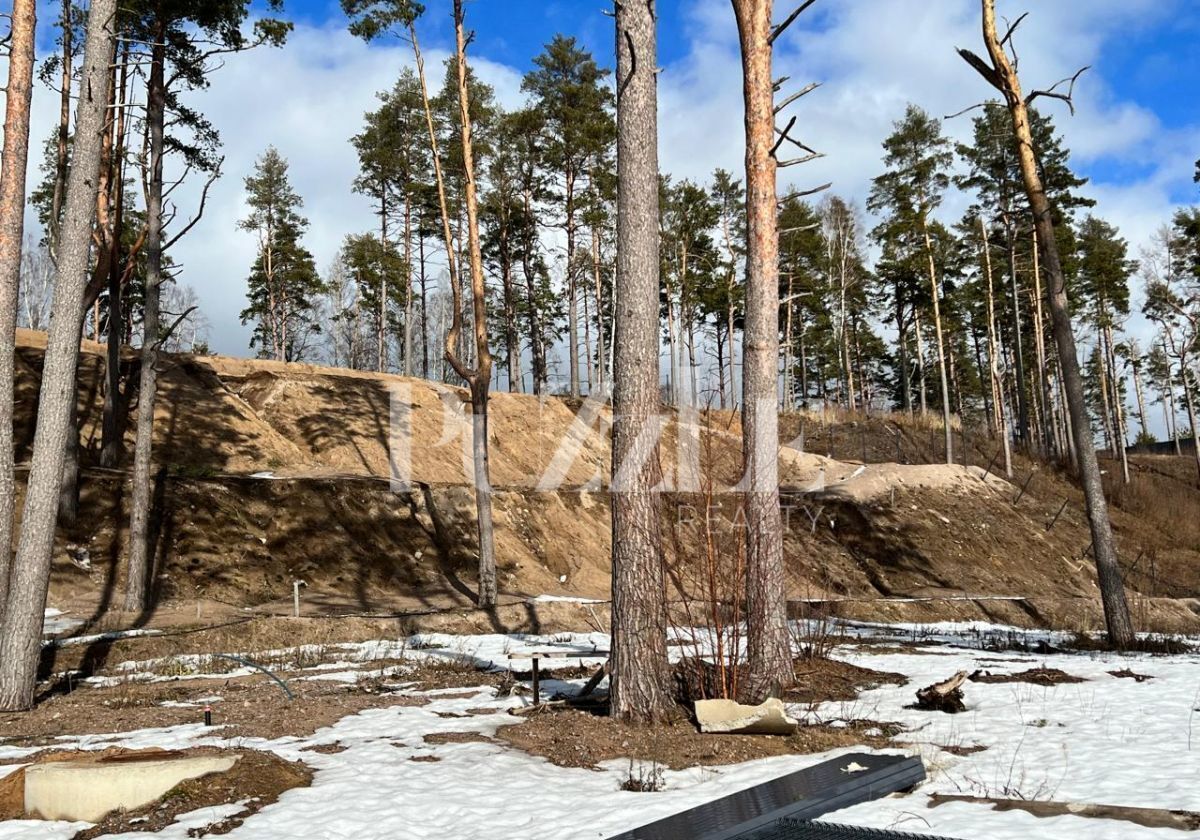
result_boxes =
[694,697,799,735]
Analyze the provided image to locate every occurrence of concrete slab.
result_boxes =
[24,754,239,822]
[695,698,799,735]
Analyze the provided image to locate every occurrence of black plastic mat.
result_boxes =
[606,753,926,840]
[736,819,959,839]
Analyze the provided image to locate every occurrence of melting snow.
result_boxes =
[5,622,1200,839]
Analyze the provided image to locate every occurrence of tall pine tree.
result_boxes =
[239,148,324,362]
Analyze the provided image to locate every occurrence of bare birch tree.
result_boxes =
[959,0,1134,647]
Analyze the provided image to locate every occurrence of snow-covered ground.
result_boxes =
[4,622,1200,839]
[40,609,82,637]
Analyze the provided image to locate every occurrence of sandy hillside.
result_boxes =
[13,330,1200,631]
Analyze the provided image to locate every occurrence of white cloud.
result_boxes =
[9,0,1198,365]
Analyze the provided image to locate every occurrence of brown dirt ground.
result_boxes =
[0,674,427,749]
[786,658,908,705]
[1108,668,1154,682]
[1,644,506,750]
[967,667,1087,686]
[495,656,907,771]
[495,709,901,772]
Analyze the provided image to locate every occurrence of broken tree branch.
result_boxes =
[1025,65,1089,115]
[769,115,797,158]
[944,101,989,120]
[777,182,832,204]
[956,47,1003,91]
[769,0,818,46]
[774,81,820,114]
[163,159,222,252]
[1000,12,1028,48]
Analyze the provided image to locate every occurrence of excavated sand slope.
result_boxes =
[15,330,1200,631]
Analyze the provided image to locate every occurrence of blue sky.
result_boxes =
[271,0,1199,199]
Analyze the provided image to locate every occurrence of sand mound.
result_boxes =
[779,446,1012,502]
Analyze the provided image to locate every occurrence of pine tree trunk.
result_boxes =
[583,274,593,393]
[733,0,792,700]
[921,218,954,463]
[717,323,728,408]
[1181,358,1200,485]
[379,193,389,373]
[0,0,115,710]
[665,292,677,405]
[1031,229,1057,459]
[1007,239,1030,443]
[1130,352,1150,442]
[431,3,496,607]
[57,389,80,527]
[726,286,737,406]
[404,192,414,377]
[914,311,928,415]
[783,272,794,408]
[520,182,547,396]
[420,218,429,377]
[1104,324,1130,483]
[0,0,38,619]
[124,28,167,613]
[592,222,607,393]
[978,0,1134,648]
[48,0,72,258]
[610,0,672,723]
[100,50,131,470]
[1164,340,1182,456]
[566,171,580,398]
[980,218,1012,478]
[897,301,912,415]
[503,225,521,392]
[455,5,497,601]
[100,269,125,469]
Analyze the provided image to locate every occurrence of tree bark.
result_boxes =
[592,220,607,393]
[123,24,167,613]
[1181,358,1200,484]
[0,0,38,619]
[980,218,1012,478]
[732,0,793,699]
[502,215,521,391]
[100,45,132,469]
[1104,323,1130,483]
[376,192,389,372]
[1129,349,1150,442]
[973,0,1134,648]
[48,0,73,258]
[404,191,414,377]
[921,217,953,463]
[566,170,580,398]
[1007,241,1030,443]
[0,0,116,710]
[1031,229,1058,460]
[451,0,496,607]
[412,6,496,606]
[610,0,672,723]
